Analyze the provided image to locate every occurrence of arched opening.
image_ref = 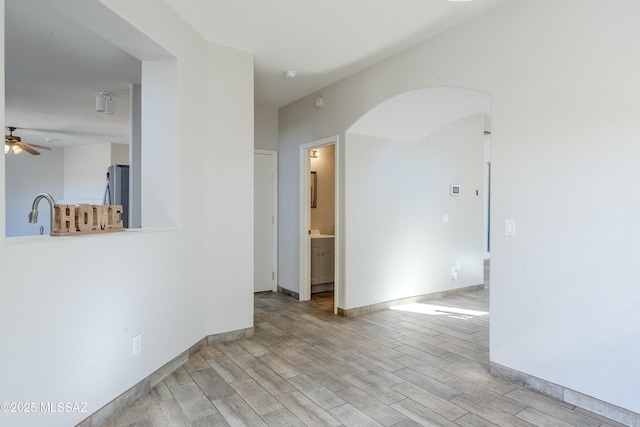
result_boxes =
[339,86,491,312]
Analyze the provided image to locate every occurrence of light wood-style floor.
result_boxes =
[101,267,624,426]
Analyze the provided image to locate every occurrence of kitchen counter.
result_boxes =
[310,234,334,239]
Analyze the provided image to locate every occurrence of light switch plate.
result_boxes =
[133,335,142,355]
[443,213,449,223]
[505,219,516,236]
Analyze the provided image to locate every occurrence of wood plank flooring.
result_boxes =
[101,267,625,426]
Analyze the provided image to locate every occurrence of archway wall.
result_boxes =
[343,87,489,310]
[348,86,491,143]
[279,0,640,416]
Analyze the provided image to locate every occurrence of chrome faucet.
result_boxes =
[28,193,56,235]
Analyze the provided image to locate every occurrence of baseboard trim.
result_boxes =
[337,283,485,317]
[76,326,254,427]
[490,362,640,427]
[207,327,254,345]
[277,285,299,300]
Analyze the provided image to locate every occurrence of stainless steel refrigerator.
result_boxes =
[103,164,129,228]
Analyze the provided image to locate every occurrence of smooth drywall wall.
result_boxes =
[255,103,278,150]
[111,142,129,165]
[0,1,254,426]
[203,41,255,333]
[5,147,64,237]
[278,0,640,416]
[63,143,111,204]
[141,58,180,228]
[345,114,484,308]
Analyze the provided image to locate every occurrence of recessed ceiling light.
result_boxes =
[284,70,297,79]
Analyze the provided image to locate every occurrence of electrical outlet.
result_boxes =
[133,335,142,355]
[451,267,457,280]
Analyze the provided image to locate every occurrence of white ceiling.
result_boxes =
[164,0,511,108]
[5,0,509,149]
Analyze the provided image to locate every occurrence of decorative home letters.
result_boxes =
[51,204,124,236]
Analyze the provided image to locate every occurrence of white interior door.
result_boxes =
[254,151,277,292]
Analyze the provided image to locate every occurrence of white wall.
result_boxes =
[5,148,64,236]
[63,143,111,204]
[310,144,335,235]
[129,83,142,228]
[140,58,180,228]
[203,41,255,333]
[0,1,254,426]
[278,0,640,416]
[255,104,278,150]
[111,142,129,164]
[345,114,484,308]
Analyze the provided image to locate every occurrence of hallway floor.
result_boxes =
[310,290,334,310]
[100,273,624,426]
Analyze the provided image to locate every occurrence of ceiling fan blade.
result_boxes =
[17,142,40,155]
[23,142,52,150]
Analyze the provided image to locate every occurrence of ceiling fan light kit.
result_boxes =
[4,143,23,155]
[4,126,53,156]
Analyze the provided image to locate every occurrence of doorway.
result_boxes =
[299,136,339,314]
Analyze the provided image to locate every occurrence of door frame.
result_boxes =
[299,136,340,315]
[255,149,278,292]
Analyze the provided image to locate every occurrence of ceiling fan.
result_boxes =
[5,126,52,155]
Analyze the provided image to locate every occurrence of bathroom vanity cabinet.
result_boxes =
[311,236,334,285]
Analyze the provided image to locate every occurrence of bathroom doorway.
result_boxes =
[299,136,339,314]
